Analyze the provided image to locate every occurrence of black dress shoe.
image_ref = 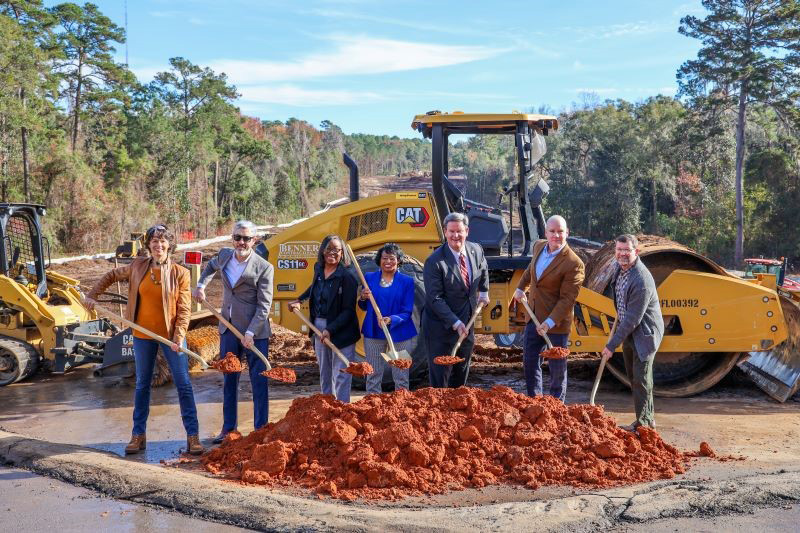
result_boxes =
[212,431,230,444]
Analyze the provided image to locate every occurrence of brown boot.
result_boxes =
[125,434,146,455]
[187,434,204,455]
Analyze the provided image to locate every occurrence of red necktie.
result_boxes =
[459,253,470,288]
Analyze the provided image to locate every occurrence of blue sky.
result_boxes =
[50,1,707,137]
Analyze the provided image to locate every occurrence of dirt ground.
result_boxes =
[2,350,799,512]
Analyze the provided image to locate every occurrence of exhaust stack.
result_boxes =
[343,153,359,202]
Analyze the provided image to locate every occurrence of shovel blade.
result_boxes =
[394,349,412,361]
[380,351,392,362]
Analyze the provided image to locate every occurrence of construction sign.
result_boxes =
[396,206,429,227]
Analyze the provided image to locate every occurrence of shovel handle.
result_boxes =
[346,244,399,359]
[519,298,554,349]
[200,300,272,371]
[589,319,618,406]
[292,307,351,367]
[100,308,208,370]
[450,303,485,358]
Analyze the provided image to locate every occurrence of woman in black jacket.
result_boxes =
[289,235,360,402]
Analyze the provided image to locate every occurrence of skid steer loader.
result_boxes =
[261,111,799,401]
[0,204,117,385]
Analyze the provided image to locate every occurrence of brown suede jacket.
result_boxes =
[516,240,585,334]
[87,257,191,345]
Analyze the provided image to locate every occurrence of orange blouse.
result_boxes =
[133,267,169,339]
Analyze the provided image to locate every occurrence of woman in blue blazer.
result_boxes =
[358,243,418,393]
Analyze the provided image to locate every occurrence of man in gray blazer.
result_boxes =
[193,220,273,443]
[601,234,664,430]
[423,212,490,388]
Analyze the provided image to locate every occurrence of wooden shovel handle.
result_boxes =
[450,302,485,357]
[519,298,554,349]
[345,244,398,357]
[100,308,208,369]
[200,300,272,371]
[590,319,618,406]
[292,307,351,367]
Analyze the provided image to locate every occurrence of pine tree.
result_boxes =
[677,0,800,265]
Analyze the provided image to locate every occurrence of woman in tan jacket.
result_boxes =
[85,225,203,455]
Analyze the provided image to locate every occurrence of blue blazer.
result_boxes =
[358,270,418,342]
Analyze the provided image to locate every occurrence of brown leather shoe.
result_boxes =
[125,434,146,455]
[187,434,204,455]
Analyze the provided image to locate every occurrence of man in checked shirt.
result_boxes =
[601,234,664,431]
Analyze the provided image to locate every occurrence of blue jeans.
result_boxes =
[523,322,569,401]
[220,329,270,433]
[132,337,199,436]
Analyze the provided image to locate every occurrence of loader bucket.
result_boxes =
[738,296,800,402]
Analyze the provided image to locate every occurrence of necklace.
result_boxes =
[150,260,164,285]
[379,276,393,288]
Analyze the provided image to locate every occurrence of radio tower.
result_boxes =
[124,0,128,66]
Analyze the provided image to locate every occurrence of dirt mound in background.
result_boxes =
[202,386,688,500]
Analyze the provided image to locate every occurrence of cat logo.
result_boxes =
[396,206,429,228]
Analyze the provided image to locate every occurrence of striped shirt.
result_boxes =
[615,264,634,323]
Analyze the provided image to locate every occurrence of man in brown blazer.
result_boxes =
[513,215,585,400]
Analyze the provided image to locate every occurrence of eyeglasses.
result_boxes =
[233,234,253,242]
[324,248,342,256]
[146,224,167,238]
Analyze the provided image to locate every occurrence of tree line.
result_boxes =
[2,1,799,268]
[0,1,430,254]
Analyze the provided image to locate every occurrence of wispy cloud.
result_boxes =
[673,2,707,17]
[572,87,618,95]
[240,85,384,106]
[305,8,508,40]
[565,21,674,42]
[149,10,180,18]
[210,35,506,84]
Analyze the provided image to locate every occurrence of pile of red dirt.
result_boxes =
[541,346,570,359]
[433,355,464,365]
[202,386,689,500]
[388,359,412,369]
[211,352,243,373]
[261,367,297,384]
[344,362,374,376]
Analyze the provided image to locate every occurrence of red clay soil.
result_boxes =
[345,362,374,377]
[202,387,689,501]
[211,352,244,373]
[389,359,412,369]
[698,441,716,457]
[262,367,297,384]
[433,355,464,366]
[541,347,570,360]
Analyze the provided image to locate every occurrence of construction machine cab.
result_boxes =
[0,204,49,298]
[412,112,558,256]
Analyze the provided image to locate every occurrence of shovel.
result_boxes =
[518,297,569,360]
[345,244,411,365]
[99,308,208,370]
[292,307,373,376]
[435,302,485,366]
[200,300,296,383]
[590,320,618,406]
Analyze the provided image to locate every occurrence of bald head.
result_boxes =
[545,215,568,252]
[546,215,567,230]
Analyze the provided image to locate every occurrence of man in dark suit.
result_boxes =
[601,234,664,430]
[513,215,584,401]
[422,212,490,388]
[193,220,274,443]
